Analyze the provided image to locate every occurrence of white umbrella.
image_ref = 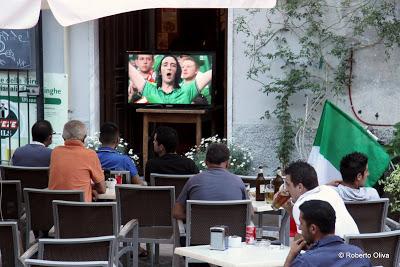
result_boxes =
[0,0,276,29]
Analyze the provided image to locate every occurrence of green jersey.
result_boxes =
[142,81,199,104]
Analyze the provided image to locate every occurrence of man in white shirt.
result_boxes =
[331,152,380,201]
[281,161,359,238]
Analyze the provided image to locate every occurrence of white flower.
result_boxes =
[202,163,206,167]
[233,159,237,162]
[133,155,139,160]
[230,163,234,166]
[124,142,128,146]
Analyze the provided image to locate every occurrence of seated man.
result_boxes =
[332,152,379,201]
[173,143,247,220]
[145,126,199,184]
[12,120,54,167]
[48,120,105,202]
[284,200,372,267]
[97,122,143,185]
[281,161,359,238]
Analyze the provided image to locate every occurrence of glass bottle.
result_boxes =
[255,166,266,201]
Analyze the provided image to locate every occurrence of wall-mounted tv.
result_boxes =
[127,52,214,107]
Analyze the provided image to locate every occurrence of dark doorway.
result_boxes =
[99,9,227,173]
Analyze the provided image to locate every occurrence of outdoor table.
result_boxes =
[174,243,290,267]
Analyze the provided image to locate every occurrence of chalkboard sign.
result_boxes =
[0,29,32,70]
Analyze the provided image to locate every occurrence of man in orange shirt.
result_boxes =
[48,120,105,202]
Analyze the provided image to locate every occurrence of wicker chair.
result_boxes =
[344,230,400,267]
[0,221,22,267]
[185,200,251,266]
[52,200,138,267]
[0,180,22,221]
[150,173,193,199]
[1,166,49,202]
[23,188,84,249]
[345,198,389,233]
[115,185,176,267]
[20,236,115,267]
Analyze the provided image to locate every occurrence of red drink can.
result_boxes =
[245,225,256,244]
[115,174,122,184]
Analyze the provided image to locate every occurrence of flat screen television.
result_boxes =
[127,51,214,107]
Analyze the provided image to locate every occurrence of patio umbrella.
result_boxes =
[0,0,277,29]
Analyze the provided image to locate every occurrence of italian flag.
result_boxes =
[308,101,390,186]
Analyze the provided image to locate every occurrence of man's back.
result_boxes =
[293,185,359,238]
[145,153,199,183]
[97,147,138,178]
[48,140,104,202]
[12,144,52,167]
[291,235,372,267]
[177,168,247,203]
[333,184,380,201]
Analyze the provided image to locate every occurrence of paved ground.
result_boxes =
[138,244,183,267]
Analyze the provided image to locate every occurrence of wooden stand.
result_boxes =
[136,108,206,169]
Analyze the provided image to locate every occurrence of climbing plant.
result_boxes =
[235,0,400,167]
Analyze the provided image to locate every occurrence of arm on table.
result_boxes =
[94,180,106,194]
[132,174,145,185]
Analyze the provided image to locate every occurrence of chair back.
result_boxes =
[186,200,251,246]
[25,259,109,267]
[0,180,22,220]
[32,236,114,267]
[1,166,49,201]
[0,221,21,267]
[52,201,118,238]
[239,175,273,188]
[24,188,84,248]
[109,170,131,184]
[150,173,193,199]
[345,198,389,233]
[345,230,400,267]
[116,185,175,227]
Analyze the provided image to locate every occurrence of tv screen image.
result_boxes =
[127,52,213,106]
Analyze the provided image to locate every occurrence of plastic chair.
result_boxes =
[0,180,23,221]
[345,198,389,233]
[21,236,115,267]
[115,185,176,267]
[185,200,251,267]
[150,173,193,199]
[345,230,400,267]
[1,166,49,202]
[0,221,22,267]
[52,200,138,267]
[23,188,84,249]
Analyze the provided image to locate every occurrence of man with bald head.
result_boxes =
[48,120,105,202]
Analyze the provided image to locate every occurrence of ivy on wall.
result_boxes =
[235,0,400,167]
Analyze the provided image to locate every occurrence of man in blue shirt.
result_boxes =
[284,199,372,267]
[97,122,143,185]
[12,120,54,167]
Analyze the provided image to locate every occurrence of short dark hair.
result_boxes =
[340,152,368,183]
[154,126,178,153]
[99,122,119,145]
[32,120,53,143]
[156,55,182,89]
[284,161,318,190]
[206,143,230,164]
[299,200,336,234]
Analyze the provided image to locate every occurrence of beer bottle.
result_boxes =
[255,166,266,201]
[272,167,284,195]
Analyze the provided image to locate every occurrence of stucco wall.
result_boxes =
[42,11,99,135]
[229,9,400,175]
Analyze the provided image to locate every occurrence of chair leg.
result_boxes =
[149,242,156,267]
[155,243,160,264]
